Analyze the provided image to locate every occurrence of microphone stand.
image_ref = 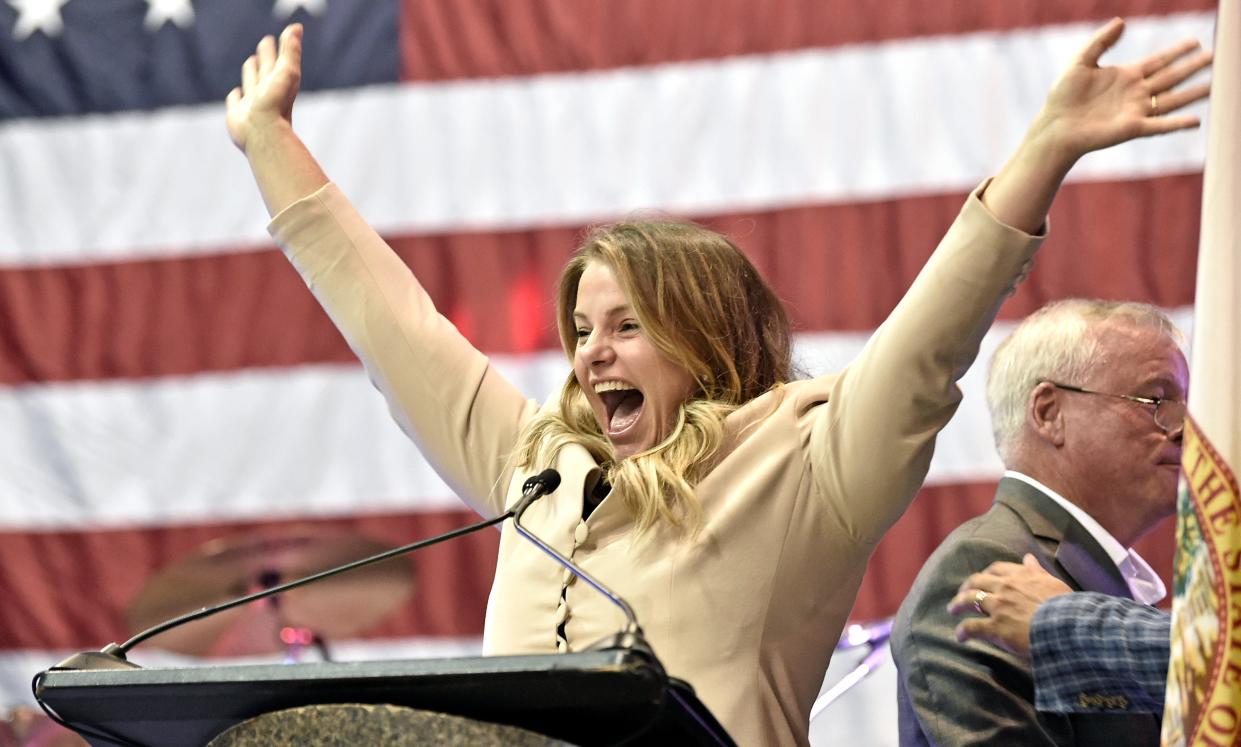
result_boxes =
[512,484,655,660]
[510,471,709,744]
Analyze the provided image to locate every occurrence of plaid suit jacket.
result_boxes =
[1030,592,1170,714]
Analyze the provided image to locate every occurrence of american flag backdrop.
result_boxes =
[0,1,1215,742]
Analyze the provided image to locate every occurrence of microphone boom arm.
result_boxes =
[512,489,643,639]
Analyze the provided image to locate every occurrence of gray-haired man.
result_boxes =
[891,299,1186,746]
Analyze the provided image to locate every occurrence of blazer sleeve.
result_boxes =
[894,533,1070,746]
[807,183,1043,544]
[268,183,540,518]
[1030,592,1171,714]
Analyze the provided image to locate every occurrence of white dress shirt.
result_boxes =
[1004,470,1166,605]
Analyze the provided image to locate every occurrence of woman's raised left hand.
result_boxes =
[982,18,1212,233]
[1032,17,1212,164]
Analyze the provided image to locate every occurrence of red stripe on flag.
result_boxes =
[398,0,1215,82]
[0,174,1200,386]
[0,509,496,652]
[0,483,1173,652]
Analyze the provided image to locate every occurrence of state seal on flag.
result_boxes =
[1165,417,1241,747]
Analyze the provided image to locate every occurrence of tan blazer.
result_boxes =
[270,182,1042,747]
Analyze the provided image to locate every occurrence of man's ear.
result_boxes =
[1028,382,1065,447]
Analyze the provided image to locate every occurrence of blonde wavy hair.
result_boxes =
[514,219,792,532]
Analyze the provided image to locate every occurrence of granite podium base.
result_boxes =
[206,703,575,746]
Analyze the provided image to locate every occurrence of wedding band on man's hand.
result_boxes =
[973,589,989,615]
[1150,94,1159,115]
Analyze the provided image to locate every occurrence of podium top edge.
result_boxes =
[37,648,662,687]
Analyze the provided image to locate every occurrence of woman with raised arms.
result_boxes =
[225,20,1209,746]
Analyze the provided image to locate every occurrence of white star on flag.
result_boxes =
[272,0,326,19]
[143,0,194,31]
[7,0,69,40]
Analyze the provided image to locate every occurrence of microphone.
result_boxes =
[512,468,562,517]
[510,469,654,657]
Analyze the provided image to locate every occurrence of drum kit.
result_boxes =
[124,530,417,659]
[7,530,417,746]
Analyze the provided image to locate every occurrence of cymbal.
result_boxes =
[126,531,415,657]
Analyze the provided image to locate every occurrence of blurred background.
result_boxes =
[0,1,1216,744]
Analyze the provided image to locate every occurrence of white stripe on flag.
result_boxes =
[0,310,1192,530]
[0,13,1212,267]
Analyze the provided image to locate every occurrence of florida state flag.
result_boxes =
[1163,2,1241,744]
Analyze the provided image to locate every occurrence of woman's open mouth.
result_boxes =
[596,382,645,437]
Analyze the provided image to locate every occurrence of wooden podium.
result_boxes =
[35,647,735,746]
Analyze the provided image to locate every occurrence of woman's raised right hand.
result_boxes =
[226,24,304,154]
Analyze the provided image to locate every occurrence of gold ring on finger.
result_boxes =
[973,589,989,615]
[1150,94,1159,115]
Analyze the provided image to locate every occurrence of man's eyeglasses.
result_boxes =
[1046,382,1186,433]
